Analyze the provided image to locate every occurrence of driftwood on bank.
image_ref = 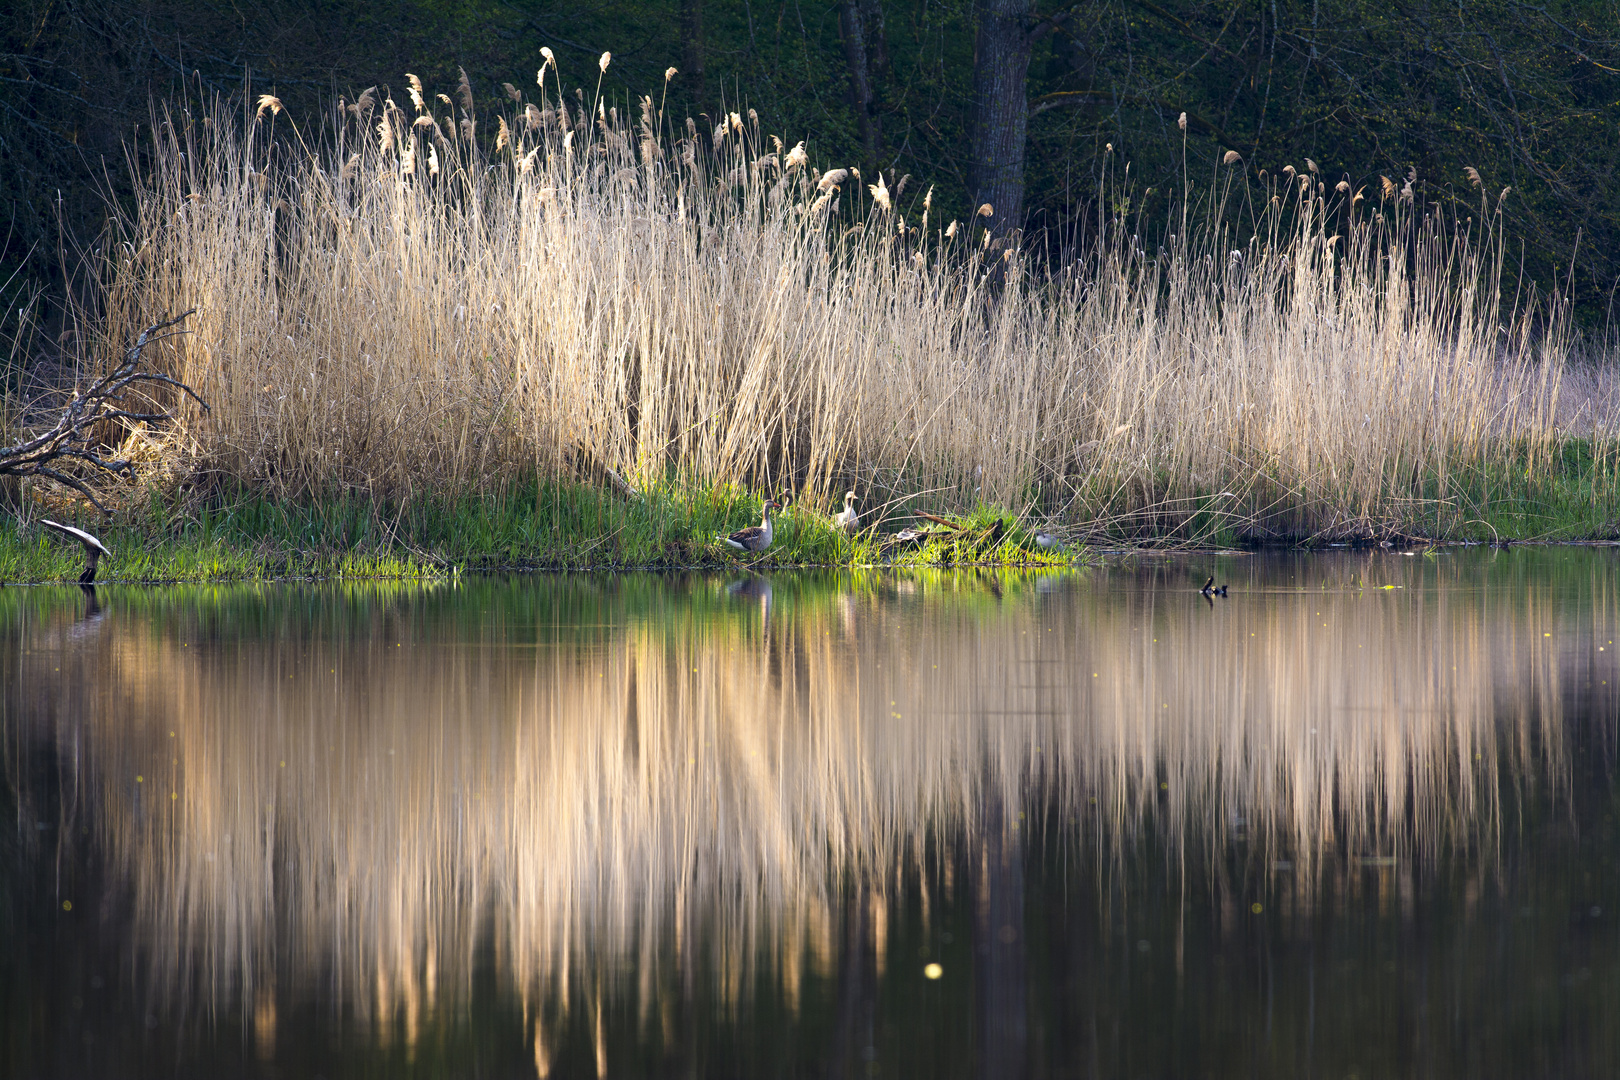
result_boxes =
[0,311,208,514]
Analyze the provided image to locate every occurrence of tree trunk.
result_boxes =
[970,0,1033,240]
[838,0,882,175]
[679,0,706,105]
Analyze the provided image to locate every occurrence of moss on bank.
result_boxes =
[0,481,1075,584]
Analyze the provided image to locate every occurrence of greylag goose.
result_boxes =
[42,519,112,584]
[832,490,859,534]
[720,500,783,553]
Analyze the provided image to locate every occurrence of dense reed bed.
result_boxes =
[7,559,1603,1044]
[95,66,1584,542]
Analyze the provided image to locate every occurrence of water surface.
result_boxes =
[5,550,1620,1078]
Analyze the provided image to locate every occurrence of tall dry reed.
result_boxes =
[104,76,1568,535]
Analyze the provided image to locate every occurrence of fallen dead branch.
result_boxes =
[1,310,208,513]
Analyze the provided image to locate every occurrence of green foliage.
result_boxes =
[0,480,1081,583]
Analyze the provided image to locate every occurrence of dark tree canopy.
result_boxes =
[4,0,1618,342]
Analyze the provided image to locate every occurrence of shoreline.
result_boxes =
[4,448,1617,585]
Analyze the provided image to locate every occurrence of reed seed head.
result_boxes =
[665,66,678,82]
[599,52,612,74]
[1464,166,1482,188]
[254,95,284,122]
[977,203,994,218]
[1178,112,1187,131]
[869,173,891,213]
[1222,150,1241,165]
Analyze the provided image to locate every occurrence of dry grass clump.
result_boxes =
[101,72,1570,536]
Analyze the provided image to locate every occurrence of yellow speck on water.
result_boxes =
[1545,633,1552,637]
[279,761,285,768]
[1093,673,1098,677]
[169,732,174,737]
[136,776,143,783]
[1160,782,1168,790]
[924,963,943,979]
[1251,903,1263,914]
[171,793,177,800]
[62,901,72,911]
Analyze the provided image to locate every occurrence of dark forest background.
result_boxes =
[4,0,1619,353]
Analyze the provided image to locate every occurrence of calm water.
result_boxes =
[5,550,1620,1078]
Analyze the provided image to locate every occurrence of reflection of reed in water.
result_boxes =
[8,559,1611,1057]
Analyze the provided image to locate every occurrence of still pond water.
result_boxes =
[5,550,1620,1078]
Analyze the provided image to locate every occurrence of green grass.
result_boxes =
[8,436,1616,586]
[1046,439,1620,546]
[0,480,1082,584]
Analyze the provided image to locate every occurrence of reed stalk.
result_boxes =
[99,79,1570,539]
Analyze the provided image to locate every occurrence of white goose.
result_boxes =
[832,490,860,534]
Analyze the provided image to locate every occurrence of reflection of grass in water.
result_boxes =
[8,556,1609,1048]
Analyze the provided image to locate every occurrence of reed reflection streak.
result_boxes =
[6,558,1611,1058]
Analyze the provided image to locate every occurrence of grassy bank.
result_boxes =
[0,481,1075,583]
[7,432,1620,584]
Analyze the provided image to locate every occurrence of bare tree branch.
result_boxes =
[1,310,208,514]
